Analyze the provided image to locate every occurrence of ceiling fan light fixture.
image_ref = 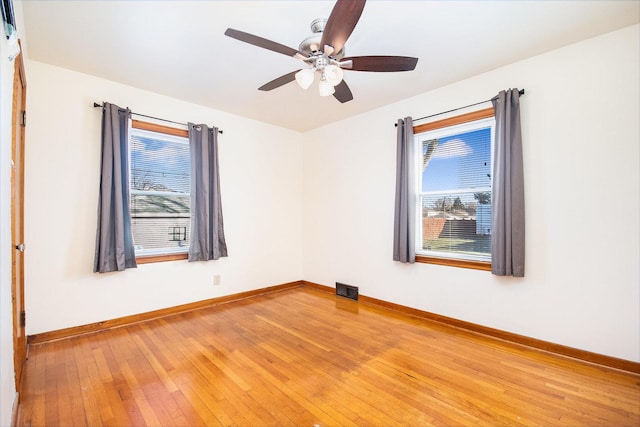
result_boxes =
[295,68,315,89]
[324,64,344,86]
[318,79,335,97]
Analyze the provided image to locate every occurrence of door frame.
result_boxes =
[11,42,26,395]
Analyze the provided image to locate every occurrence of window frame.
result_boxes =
[413,107,494,271]
[129,119,190,264]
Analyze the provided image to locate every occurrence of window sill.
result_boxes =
[415,255,491,271]
[136,253,188,264]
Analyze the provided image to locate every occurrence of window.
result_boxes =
[129,120,190,262]
[414,108,495,270]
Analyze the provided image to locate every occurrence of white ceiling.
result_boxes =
[20,1,640,132]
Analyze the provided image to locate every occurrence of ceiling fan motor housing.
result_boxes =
[298,18,345,59]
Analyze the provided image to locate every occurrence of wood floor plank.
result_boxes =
[17,287,640,427]
[229,348,324,426]
[130,331,180,394]
[71,342,100,427]
[170,389,211,427]
[170,379,224,426]
[82,353,113,427]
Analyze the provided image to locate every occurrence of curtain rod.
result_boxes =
[93,102,223,134]
[395,88,525,127]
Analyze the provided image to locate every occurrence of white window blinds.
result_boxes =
[129,127,191,256]
[417,117,494,261]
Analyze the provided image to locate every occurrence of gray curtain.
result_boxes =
[188,123,228,261]
[94,103,137,273]
[491,89,525,276]
[393,117,415,263]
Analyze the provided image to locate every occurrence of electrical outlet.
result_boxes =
[213,274,221,286]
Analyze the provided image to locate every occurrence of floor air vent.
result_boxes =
[336,282,359,301]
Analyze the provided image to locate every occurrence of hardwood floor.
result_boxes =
[17,287,640,426]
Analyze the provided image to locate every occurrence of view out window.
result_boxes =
[414,108,495,269]
[129,121,190,260]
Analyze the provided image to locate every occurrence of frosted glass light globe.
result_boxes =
[324,65,344,86]
[295,69,315,89]
[318,79,335,97]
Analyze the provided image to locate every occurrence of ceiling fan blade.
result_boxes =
[258,70,301,91]
[341,56,418,72]
[320,0,366,55]
[225,28,306,59]
[333,80,354,103]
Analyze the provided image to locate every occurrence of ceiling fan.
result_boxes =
[224,0,418,103]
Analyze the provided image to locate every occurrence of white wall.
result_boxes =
[23,60,304,335]
[20,23,640,365]
[303,25,640,362]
